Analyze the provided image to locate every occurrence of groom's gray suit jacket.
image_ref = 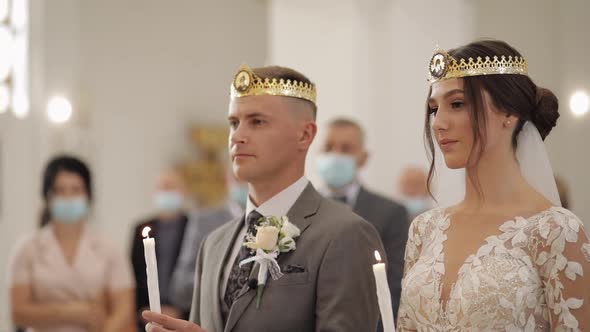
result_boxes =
[189,184,385,332]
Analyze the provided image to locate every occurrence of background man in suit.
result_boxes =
[131,167,191,330]
[316,118,409,325]
[143,65,384,332]
[170,171,247,314]
[397,166,432,220]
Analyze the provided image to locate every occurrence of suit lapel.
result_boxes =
[210,216,244,331]
[285,183,321,234]
[224,183,322,331]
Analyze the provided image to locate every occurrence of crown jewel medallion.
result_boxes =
[234,69,252,93]
[428,48,529,83]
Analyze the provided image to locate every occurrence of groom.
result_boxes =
[143,65,384,332]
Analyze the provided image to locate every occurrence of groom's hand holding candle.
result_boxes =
[143,311,207,332]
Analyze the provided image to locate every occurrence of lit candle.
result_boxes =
[142,227,161,313]
[373,250,394,331]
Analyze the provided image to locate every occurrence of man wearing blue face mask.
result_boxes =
[397,166,433,220]
[316,118,409,327]
[169,169,247,314]
[130,167,191,330]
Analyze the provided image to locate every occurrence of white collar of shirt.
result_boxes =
[319,180,361,206]
[245,176,309,219]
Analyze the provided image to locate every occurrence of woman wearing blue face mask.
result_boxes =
[8,155,135,332]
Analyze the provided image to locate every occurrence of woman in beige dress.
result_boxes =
[8,155,135,332]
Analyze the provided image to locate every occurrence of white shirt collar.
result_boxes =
[319,180,361,206]
[246,176,309,218]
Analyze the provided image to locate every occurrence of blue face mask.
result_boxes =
[316,153,357,188]
[154,191,184,213]
[229,184,249,207]
[50,197,89,224]
[403,197,430,216]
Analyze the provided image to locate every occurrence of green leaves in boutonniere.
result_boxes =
[240,215,301,308]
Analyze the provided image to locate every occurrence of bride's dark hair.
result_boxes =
[424,39,559,197]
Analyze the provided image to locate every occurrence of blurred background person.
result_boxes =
[315,117,409,326]
[130,167,190,330]
[169,168,247,314]
[8,155,134,332]
[397,166,433,220]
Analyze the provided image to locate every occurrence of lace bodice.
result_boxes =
[397,207,590,331]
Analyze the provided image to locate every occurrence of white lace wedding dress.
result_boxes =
[397,207,590,331]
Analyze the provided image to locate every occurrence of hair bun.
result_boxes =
[533,87,559,140]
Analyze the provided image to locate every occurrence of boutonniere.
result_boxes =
[239,215,301,308]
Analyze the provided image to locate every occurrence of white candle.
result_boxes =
[373,250,395,332]
[142,227,161,313]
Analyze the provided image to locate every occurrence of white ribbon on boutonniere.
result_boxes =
[239,249,282,285]
[239,216,300,308]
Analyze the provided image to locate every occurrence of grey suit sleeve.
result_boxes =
[383,205,409,321]
[315,219,385,332]
[189,237,207,324]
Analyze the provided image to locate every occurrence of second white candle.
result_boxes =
[143,226,161,314]
[373,250,395,332]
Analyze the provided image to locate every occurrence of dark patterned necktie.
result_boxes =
[333,195,348,204]
[223,210,263,308]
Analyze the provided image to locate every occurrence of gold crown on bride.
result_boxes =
[230,64,317,105]
[428,47,529,84]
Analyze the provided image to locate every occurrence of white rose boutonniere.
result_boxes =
[253,226,280,251]
[240,215,300,308]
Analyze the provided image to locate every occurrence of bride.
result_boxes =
[397,39,590,331]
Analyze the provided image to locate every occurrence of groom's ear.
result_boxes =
[298,120,317,152]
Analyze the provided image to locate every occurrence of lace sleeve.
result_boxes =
[397,211,433,332]
[532,208,590,331]
[402,213,426,276]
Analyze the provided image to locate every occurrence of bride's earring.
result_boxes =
[505,120,511,128]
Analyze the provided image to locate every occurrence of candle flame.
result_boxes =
[142,226,151,238]
[374,250,381,262]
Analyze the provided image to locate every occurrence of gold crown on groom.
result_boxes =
[230,64,317,105]
[428,48,529,84]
